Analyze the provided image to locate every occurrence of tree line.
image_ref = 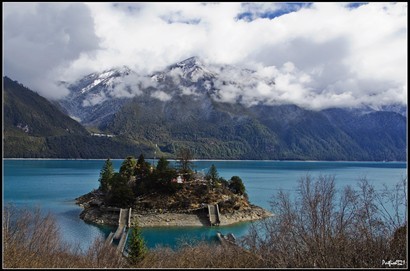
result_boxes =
[98,148,247,208]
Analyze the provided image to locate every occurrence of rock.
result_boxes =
[75,189,272,228]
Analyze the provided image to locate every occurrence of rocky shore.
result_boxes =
[76,190,273,227]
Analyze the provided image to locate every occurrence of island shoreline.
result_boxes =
[76,190,273,228]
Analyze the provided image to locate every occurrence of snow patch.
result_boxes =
[81,79,102,93]
[69,115,82,122]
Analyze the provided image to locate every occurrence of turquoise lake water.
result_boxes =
[3,159,407,251]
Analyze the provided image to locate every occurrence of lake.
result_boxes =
[3,159,407,251]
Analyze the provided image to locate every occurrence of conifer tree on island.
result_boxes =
[229,176,246,195]
[120,156,137,181]
[156,156,170,172]
[206,164,219,181]
[99,158,114,192]
[136,154,151,177]
[108,173,134,208]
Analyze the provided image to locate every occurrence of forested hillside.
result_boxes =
[3,77,152,158]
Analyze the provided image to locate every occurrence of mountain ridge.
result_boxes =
[53,56,406,160]
[3,76,153,158]
[3,56,407,161]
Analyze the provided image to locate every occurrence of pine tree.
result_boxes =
[156,157,169,173]
[98,158,114,193]
[206,164,219,182]
[120,156,136,181]
[109,173,134,207]
[136,154,151,178]
[137,154,146,167]
[229,176,246,195]
[127,222,147,265]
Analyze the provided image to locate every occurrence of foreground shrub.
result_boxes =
[241,175,407,268]
[136,241,263,268]
[3,205,126,268]
[4,174,407,268]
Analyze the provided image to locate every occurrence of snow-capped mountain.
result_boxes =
[58,56,277,127]
[59,57,214,126]
[153,56,216,84]
[59,66,136,126]
[150,56,217,98]
[375,104,407,117]
[53,57,406,161]
[78,66,132,94]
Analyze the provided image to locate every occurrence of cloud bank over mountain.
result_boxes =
[3,2,407,110]
[3,3,100,99]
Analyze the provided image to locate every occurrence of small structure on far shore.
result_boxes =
[171,175,185,184]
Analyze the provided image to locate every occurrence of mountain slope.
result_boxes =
[103,94,279,159]
[322,109,407,161]
[49,56,408,161]
[3,77,154,158]
[104,95,406,160]
[58,66,134,126]
[4,76,89,137]
[249,105,406,161]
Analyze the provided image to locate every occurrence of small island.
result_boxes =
[76,150,272,228]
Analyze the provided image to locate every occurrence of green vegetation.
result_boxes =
[102,95,406,161]
[228,176,246,196]
[96,154,249,210]
[108,173,134,208]
[156,156,170,172]
[206,164,219,182]
[127,221,148,265]
[3,77,87,137]
[120,156,137,180]
[99,159,114,192]
[97,154,172,207]
[3,77,156,158]
[4,76,406,160]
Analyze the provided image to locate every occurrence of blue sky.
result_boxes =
[237,2,313,21]
[3,2,407,109]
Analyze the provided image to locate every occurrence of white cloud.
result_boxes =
[3,2,100,100]
[180,86,200,97]
[3,2,407,109]
[82,91,107,107]
[168,67,184,85]
[151,90,172,102]
[108,73,154,98]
